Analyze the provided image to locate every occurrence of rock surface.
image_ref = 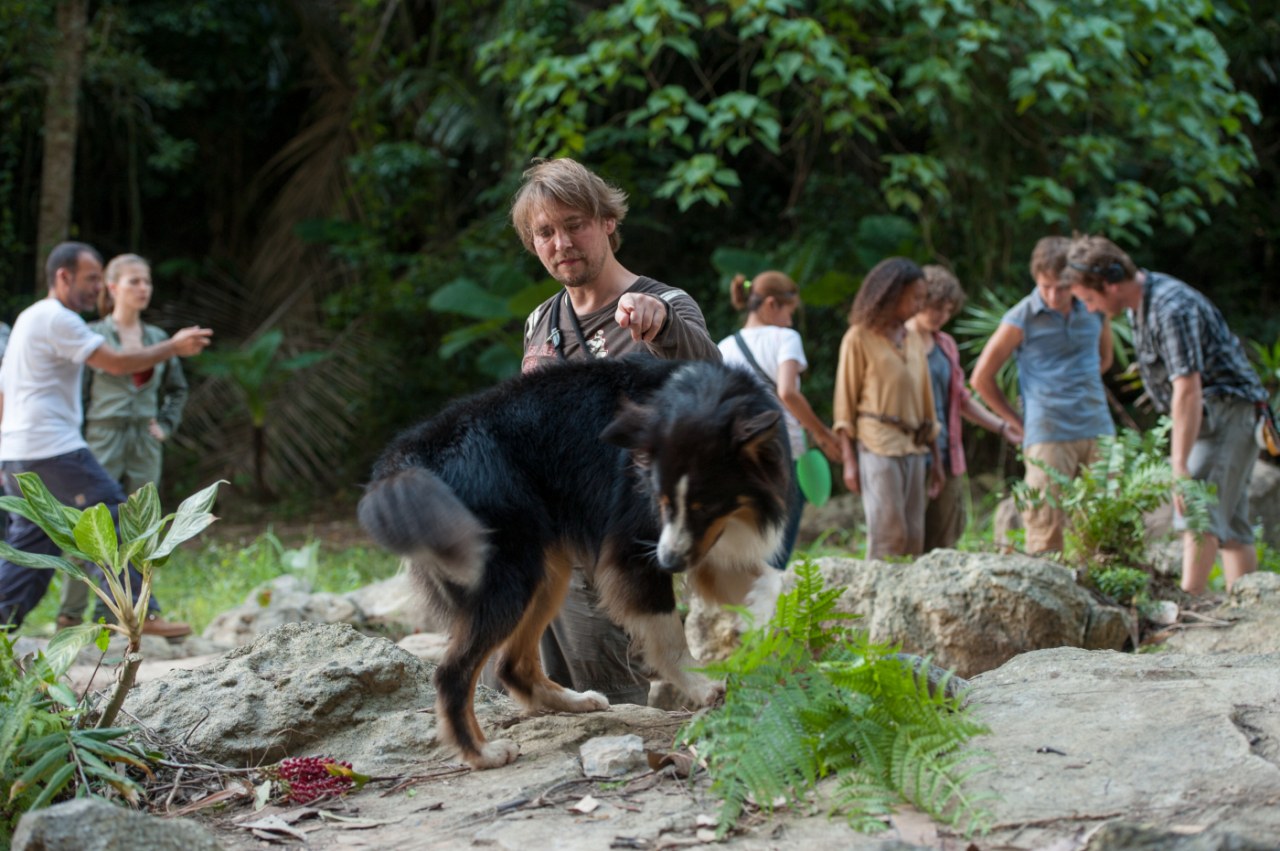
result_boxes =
[13,798,223,851]
[1160,572,1280,656]
[31,548,1280,850]
[970,647,1280,851]
[199,570,428,647]
[123,622,448,772]
[166,639,1280,851]
[688,550,1131,677]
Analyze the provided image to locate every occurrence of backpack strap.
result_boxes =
[732,331,775,392]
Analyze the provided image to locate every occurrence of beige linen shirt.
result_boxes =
[832,324,938,457]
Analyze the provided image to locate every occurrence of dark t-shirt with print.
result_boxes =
[521,276,721,372]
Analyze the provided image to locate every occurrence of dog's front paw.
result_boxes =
[683,675,726,708]
[468,739,520,770]
[586,689,610,711]
[564,689,610,712]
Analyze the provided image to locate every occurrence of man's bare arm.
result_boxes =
[970,323,1025,431]
[85,326,213,376]
[1169,372,1204,478]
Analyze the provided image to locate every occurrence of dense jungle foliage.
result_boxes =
[1,0,1277,505]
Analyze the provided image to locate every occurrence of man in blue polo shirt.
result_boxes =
[1064,234,1268,595]
[972,236,1115,555]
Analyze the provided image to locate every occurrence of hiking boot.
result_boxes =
[140,614,191,639]
[55,614,83,632]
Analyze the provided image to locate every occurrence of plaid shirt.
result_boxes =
[1131,270,1265,413]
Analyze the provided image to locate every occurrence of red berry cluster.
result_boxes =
[275,756,354,804]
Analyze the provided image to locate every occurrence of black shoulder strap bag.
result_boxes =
[731,331,777,393]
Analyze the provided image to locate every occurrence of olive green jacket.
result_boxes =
[81,317,188,490]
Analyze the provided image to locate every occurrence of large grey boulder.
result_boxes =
[13,798,223,851]
[706,550,1129,678]
[971,647,1280,850]
[123,622,462,772]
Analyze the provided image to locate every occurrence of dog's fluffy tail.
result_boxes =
[358,468,487,590]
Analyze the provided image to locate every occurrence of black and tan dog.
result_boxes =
[358,357,789,769]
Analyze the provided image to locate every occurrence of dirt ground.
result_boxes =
[174,709,949,851]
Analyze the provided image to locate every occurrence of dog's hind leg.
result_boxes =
[435,624,520,770]
[495,547,609,715]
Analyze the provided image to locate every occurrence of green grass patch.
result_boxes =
[20,530,399,637]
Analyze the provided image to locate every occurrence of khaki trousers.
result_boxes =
[1021,438,1098,555]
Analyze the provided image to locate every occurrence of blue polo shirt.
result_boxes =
[1002,290,1115,446]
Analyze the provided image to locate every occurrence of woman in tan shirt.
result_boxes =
[833,257,941,558]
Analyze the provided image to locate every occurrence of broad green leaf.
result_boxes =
[0,541,83,576]
[5,473,79,553]
[44,624,104,676]
[709,247,771,281]
[506,280,562,318]
[73,504,120,569]
[803,270,862,309]
[30,762,76,809]
[120,490,169,563]
[77,737,151,770]
[46,682,79,709]
[150,481,223,559]
[0,497,90,560]
[439,318,507,360]
[15,741,72,789]
[429,278,511,320]
[278,351,330,373]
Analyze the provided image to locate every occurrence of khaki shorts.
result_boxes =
[1174,396,1258,544]
[1022,438,1099,555]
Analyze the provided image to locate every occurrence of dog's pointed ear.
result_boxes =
[601,399,654,450]
[733,409,781,448]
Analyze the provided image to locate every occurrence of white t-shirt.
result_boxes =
[0,297,105,461]
[718,326,809,458]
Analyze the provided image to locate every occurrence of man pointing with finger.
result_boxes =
[511,157,721,705]
[516,157,721,370]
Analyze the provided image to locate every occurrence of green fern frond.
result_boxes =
[681,557,993,838]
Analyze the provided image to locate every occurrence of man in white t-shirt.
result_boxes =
[0,242,212,634]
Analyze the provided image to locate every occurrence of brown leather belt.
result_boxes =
[858,411,933,446]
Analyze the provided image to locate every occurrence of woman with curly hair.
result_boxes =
[833,257,941,558]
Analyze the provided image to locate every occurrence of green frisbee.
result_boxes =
[795,447,832,507]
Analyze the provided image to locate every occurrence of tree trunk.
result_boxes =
[35,0,89,290]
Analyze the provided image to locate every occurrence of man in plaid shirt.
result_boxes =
[1063,234,1268,595]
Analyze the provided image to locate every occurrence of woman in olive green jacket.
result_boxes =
[80,255,188,495]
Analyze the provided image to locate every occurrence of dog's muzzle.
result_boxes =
[656,525,694,573]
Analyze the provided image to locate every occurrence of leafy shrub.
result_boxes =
[1012,419,1215,567]
[0,475,221,728]
[1,630,141,846]
[680,559,992,837]
[1092,566,1151,606]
